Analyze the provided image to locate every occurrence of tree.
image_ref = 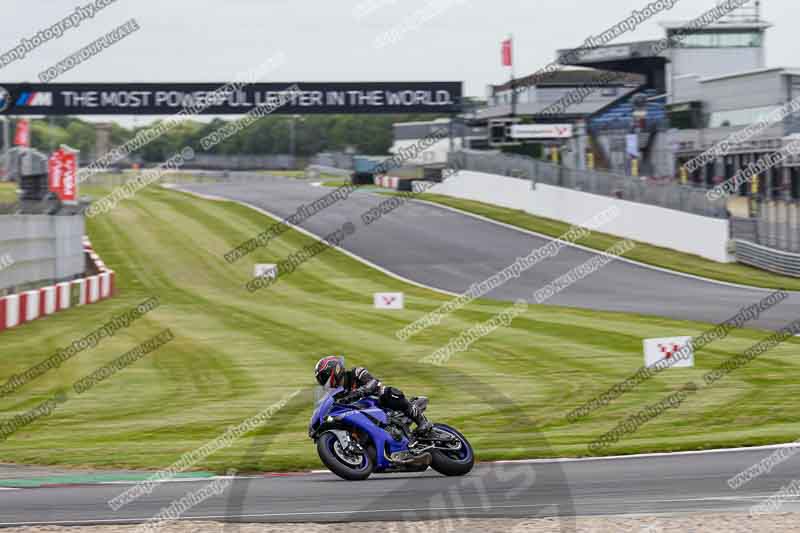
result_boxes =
[19,113,453,163]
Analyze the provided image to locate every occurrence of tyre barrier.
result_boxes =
[0,236,115,333]
[373,175,400,189]
[373,176,414,192]
[351,172,375,186]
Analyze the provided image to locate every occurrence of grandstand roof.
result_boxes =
[659,20,772,31]
[555,40,668,67]
[475,85,643,121]
[491,68,644,92]
[696,66,800,83]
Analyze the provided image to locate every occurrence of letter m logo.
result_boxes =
[30,92,53,106]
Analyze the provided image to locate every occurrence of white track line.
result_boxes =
[491,441,800,465]
[95,476,243,486]
[409,197,799,294]
[0,504,562,527]
[169,186,460,297]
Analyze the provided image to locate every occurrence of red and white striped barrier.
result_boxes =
[21,290,40,323]
[1,295,20,330]
[100,271,112,298]
[0,236,116,334]
[73,278,87,306]
[57,282,70,311]
[42,286,57,316]
[83,237,109,273]
[88,276,100,303]
[373,175,401,190]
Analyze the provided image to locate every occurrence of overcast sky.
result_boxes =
[1,0,797,125]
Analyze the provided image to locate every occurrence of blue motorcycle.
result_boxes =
[308,387,474,480]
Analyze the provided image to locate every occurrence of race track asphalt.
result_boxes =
[2,448,799,525]
[176,175,800,331]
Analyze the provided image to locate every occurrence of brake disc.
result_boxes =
[333,441,363,466]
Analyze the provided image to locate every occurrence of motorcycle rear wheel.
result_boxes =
[429,423,474,476]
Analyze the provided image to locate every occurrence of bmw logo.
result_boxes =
[0,87,9,113]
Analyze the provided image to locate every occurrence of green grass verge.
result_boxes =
[0,180,797,473]
[400,192,800,291]
[322,179,388,194]
[259,170,344,181]
[257,170,306,178]
[321,179,384,192]
[0,182,17,203]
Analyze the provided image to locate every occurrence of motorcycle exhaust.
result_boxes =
[390,451,432,466]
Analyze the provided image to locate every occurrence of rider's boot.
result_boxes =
[410,404,433,436]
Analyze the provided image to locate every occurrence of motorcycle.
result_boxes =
[308,386,474,480]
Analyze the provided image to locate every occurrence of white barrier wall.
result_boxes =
[0,214,85,291]
[428,171,734,263]
[0,237,116,334]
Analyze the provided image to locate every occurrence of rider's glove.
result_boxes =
[360,378,380,395]
[339,392,359,404]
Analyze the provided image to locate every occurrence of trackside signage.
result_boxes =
[253,264,277,280]
[374,292,404,310]
[48,149,64,195]
[60,149,78,204]
[0,82,463,115]
[511,124,573,139]
[643,336,694,369]
[48,146,79,204]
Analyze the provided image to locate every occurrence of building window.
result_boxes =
[710,105,784,128]
[670,31,763,48]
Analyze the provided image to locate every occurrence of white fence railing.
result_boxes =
[735,240,800,278]
[449,150,729,219]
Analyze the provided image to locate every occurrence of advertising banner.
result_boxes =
[0,82,463,115]
[48,148,64,195]
[13,118,29,146]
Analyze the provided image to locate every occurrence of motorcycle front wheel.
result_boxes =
[316,431,375,481]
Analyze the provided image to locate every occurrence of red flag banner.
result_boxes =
[48,149,65,195]
[60,150,78,204]
[14,119,30,146]
[501,38,513,67]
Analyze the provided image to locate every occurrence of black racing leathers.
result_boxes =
[339,367,431,434]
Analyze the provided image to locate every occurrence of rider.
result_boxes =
[314,356,432,436]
